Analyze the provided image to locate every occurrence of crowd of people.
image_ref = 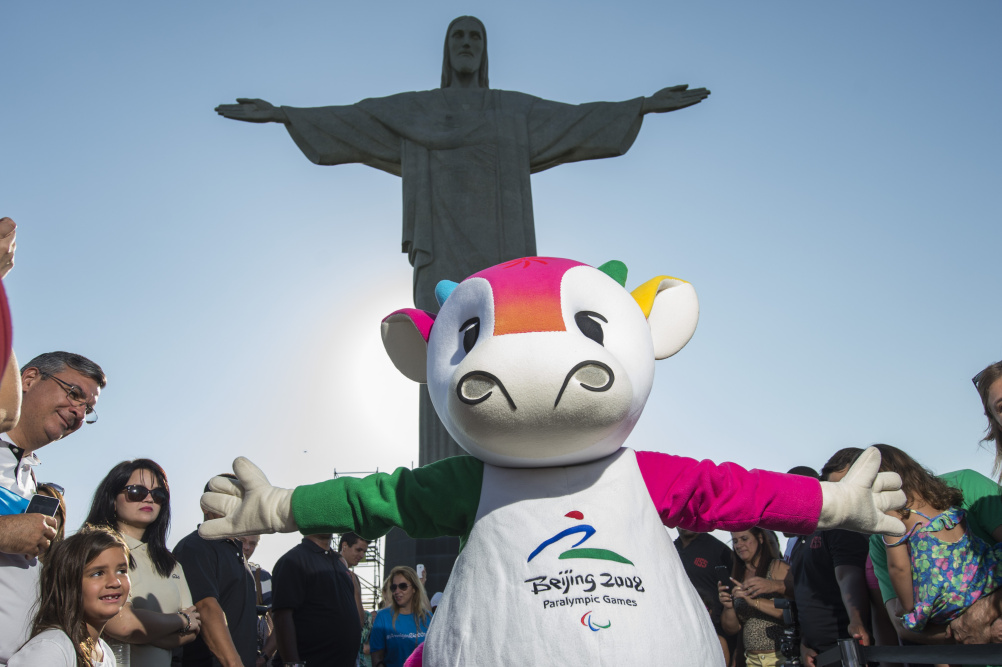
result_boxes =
[675,422,1002,666]
[1,207,1001,667]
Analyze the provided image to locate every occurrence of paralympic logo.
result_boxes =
[581,611,611,632]
[527,510,633,565]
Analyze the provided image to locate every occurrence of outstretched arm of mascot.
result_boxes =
[199,455,484,543]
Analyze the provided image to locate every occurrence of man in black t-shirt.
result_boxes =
[788,456,871,666]
[174,526,256,666]
[272,534,362,667]
[674,529,736,658]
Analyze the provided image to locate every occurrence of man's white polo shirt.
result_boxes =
[0,441,41,666]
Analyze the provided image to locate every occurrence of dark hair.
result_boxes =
[975,361,1002,479]
[205,472,237,494]
[730,527,781,581]
[820,448,865,482]
[339,532,369,551]
[20,351,106,389]
[85,459,175,578]
[29,525,129,667]
[441,16,489,88]
[786,466,819,479]
[36,483,67,560]
[873,443,963,513]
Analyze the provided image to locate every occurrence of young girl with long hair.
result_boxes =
[370,566,433,667]
[9,526,129,666]
[85,459,200,665]
[876,444,1002,631]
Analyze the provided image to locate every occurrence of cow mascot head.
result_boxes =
[382,257,698,467]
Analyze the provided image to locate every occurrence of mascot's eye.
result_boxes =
[575,311,607,346]
[460,317,480,354]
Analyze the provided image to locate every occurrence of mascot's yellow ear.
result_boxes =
[631,275,683,318]
[632,276,699,359]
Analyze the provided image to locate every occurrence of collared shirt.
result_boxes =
[0,442,41,665]
[0,441,38,498]
[174,528,256,667]
[272,537,361,666]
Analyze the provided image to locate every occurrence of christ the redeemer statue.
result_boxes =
[216,15,709,463]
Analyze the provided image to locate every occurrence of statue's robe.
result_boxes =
[282,88,644,312]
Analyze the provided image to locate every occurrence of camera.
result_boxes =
[773,598,801,667]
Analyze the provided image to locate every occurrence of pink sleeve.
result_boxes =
[635,450,822,535]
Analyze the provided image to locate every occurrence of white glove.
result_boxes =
[198,457,298,539]
[817,447,906,536]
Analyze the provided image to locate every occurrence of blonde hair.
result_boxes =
[387,566,432,631]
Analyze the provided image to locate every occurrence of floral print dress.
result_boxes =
[901,506,1002,631]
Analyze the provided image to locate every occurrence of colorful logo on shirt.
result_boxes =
[693,557,709,568]
[580,611,611,632]
[527,510,633,565]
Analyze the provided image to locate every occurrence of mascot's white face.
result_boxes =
[382,257,699,468]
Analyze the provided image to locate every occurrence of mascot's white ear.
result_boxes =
[380,309,436,383]
[632,277,699,360]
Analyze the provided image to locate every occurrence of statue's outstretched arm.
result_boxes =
[640,85,711,115]
[214,98,289,124]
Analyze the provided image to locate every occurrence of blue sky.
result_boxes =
[2,2,999,570]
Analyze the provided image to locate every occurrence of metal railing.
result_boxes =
[818,637,1002,666]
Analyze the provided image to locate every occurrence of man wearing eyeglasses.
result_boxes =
[0,350,105,665]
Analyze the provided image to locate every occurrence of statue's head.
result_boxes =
[441,16,489,89]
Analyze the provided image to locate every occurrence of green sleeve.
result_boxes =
[868,533,896,603]
[290,455,484,547]
[941,469,1002,543]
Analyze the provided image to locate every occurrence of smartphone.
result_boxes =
[714,565,731,591]
[417,563,426,579]
[25,494,60,517]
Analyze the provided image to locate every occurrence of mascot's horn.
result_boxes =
[597,260,628,287]
[435,280,459,308]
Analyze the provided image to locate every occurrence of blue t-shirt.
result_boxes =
[369,608,431,667]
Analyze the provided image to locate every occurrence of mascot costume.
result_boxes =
[201,256,905,666]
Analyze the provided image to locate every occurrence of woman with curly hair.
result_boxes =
[370,566,433,667]
[873,444,1002,632]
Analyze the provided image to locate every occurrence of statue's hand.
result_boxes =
[198,457,297,539]
[214,98,287,124]
[642,85,711,114]
[817,447,906,535]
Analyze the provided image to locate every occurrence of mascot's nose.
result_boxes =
[457,371,517,410]
[554,361,614,408]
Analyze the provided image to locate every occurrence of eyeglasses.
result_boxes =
[41,373,98,424]
[121,485,168,505]
[389,582,410,592]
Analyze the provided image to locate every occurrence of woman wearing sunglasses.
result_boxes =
[85,459,201,666]
[370,566,432,667]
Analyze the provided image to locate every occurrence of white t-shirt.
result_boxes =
[7,628,115,666]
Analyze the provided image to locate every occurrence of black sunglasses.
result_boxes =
[973,369,987,389]
[390,582,410,592]
[121,484,168,505]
